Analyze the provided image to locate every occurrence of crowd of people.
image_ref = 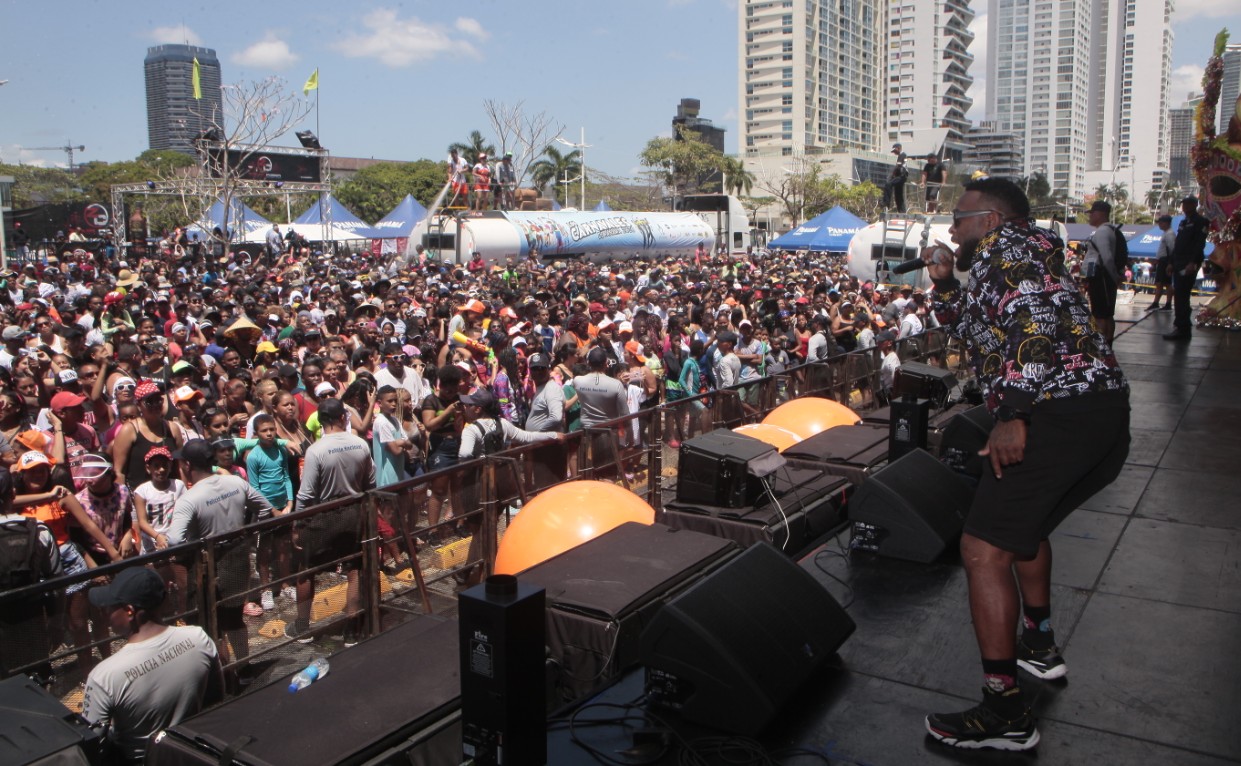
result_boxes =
[0,215,940,757]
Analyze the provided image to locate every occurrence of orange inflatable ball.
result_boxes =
[762,398,860,440]
[733,423,803,453]
[494,480,655,575]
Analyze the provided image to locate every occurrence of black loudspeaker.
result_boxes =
[458,576,546,766]
[0,675,101,766]
[849,448,974,562]
[639,543,855,735]
[888,396,930,460]
[937,404,994,478]
[895,361,957,409]
[677,430,780,509]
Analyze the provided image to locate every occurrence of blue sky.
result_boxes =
[0,0,1237,179]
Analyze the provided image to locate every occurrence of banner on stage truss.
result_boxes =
[205,148,322,183]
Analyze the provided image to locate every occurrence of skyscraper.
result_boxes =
[987,0,1173,203]
[672,98,726,153]
[1219,45,1241,136]
[885,0,975,161]
[1168,95,1201,193]
[145,44,222,155]
[739,0,884,158]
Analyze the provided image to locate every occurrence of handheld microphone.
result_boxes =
[891,258,928,275]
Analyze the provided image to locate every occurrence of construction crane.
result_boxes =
[29,142,86,170]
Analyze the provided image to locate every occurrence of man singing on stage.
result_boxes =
[920,178,1130,751]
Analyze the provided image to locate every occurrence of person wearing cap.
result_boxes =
[112,381,188,492]
[1164,195,1210,341]
[1146,214,1175,312]
[1083,199,1121,344]
[920,177,1129,750]
[82,566,223,761]
[572,346,629,430]
[0,324,30,371]
[524,353,565,434]
[883,143,909,213]
[876,330,901,397]
[131,446,186,554]
[166,438,272,660]
[45,390,101,486]
[289,398,375,644]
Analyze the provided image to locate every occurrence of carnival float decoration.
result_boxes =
[1195,30,1241,330]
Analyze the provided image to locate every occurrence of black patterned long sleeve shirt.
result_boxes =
[931,221,1128,415]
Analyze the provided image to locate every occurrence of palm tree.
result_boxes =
[449,130,496,166]
[720,155,755,197]
[529,145,582,204]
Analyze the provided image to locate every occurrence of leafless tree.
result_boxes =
[190,77,313,241]
[483,100,565,188]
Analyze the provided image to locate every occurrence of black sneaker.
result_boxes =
[1158,304,1172,311]
[1144,303,1160,312]
[284,620,314,644]
[926,687,1040,751]
[343,630,359,648]
[1018,636,1067,680]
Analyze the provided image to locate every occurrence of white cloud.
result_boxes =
[0,144,50,167]
[149,24,202,46]
[231,34,300,71]
[1170,64,1205,103]
[454,17,489,41]
[965,12,988,123]
[1173,0,1236,21]
[331,9,486,68]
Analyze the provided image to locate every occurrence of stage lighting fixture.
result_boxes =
[296,131,321,150]
[146,181,156,189]
[274,181,284,189]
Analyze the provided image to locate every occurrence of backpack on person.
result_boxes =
[0,518,40,590]
[1109,224,1130,273]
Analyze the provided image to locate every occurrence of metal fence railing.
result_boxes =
[0,327,958,708]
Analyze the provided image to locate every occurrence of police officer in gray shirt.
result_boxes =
[289,398,376,645]
[572,347,628,428]
[166,438,272,666]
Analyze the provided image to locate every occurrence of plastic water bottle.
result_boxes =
[288,657,329,692]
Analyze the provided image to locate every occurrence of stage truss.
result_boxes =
[110,142,335,254]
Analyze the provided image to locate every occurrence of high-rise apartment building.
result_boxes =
[885,0,975,161]
[1168,94,1201,193]
[145,44,223,155]
[965,122,1025,180]
[739,0,884,158]
[987,0,1172,203]
[1219,45,1241,136]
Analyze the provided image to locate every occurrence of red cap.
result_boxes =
[50,391,88,410]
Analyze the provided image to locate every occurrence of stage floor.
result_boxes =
[794,301,1241,764]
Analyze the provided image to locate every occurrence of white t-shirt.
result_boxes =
[133,479,187,553]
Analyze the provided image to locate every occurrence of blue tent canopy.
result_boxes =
[768,206,868,252]
[593,200,613,212]
[1128,216,1215,258]
[371,194,428,238]
[187,198,273,241]
[292,194,380,238]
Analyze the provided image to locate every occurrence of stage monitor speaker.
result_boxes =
[517,522,738,707]
[849,448,974,563]
[146,616,461,766]
[895,362,957,409]
[677,429,783,509]
[0,675,101,766]
[938,404,994,479]
[639,543,855,736]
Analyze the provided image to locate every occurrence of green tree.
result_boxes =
[638,128,726,202]
[449,130,496,167]
[334,160,446,223]
[0,163,83,207]
[529,146,582,205]
[720,155,755,197]
[1019,172,1052,207]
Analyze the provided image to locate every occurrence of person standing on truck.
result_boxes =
[495,152,517,211]
[447,148,470,208]
[472,153,492,212]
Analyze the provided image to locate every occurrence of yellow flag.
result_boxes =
[303,68,319,96]
[192,58,202,100]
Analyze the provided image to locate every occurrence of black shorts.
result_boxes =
[1087,270,1118,319]
[1154,257,1172,286]
[296,506,362,572]
[965,392,1129,557]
